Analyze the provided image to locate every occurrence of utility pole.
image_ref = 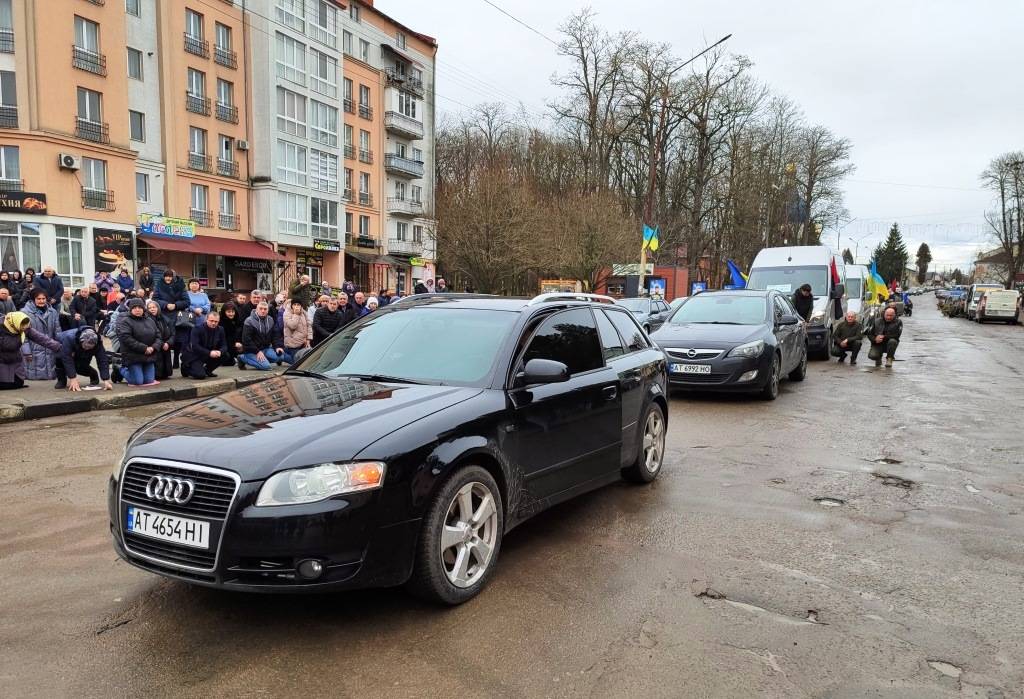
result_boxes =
[1009,160,1023,289]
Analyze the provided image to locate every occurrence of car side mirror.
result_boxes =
[831,283,845,300]
[778,314,800,326]
[517,358,570,386]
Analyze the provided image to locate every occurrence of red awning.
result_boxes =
[139,234,285,261]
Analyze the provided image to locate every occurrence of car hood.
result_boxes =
[650,322,764,349]
[126,375,482,481]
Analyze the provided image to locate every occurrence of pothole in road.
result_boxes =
[768,478,786,485]
[872,457,903,465]
[927,660,963,679]
[814,497,845,507]
[872,472,916,489]
[965,484,981,494]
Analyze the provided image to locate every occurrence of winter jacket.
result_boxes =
[312,307,350,346]
[116,313,161,365]
[34,273,65,306]
[182,323,227,364]
[282,308,310,349]
[94,273,115,293]
[153,277,189,327]
[832,320,864,347]
[56,327,111,381]
[150,312,174,348]
[70,295,98,328]
[868,316,902,344]
[354,303,370,318]
[138,273,153,293]
[116,273,134,291]
[219,305,244,352]
[241,311,282,354]
[235,302,254,322]
[187,290,212,324]
[0,297,14,315]
[791,291,814,321]
[288,281,318,309]
[20,302,61,380]
[1,319,61,384]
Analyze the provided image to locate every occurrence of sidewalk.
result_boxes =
[0,364,284,423]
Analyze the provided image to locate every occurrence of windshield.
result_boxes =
[845,277,863,298]
[294,307,519,386]
[747,266,829,297]
[616,298,650,314]
[668,295,767,325]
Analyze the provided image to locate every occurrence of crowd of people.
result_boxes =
[0,265,456,392]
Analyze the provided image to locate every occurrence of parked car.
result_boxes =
[965,283,1003,320]
[845,264,869,318]
[109,293,668,604]
[615,297,672,333]
[649,289,808,400]
[669,296,688,312]
[976,289,1020,324]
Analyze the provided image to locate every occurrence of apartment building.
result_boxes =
[343,0,437,295]
[247,0,347,288]
[0,0,137,290]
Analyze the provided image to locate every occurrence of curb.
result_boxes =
[0,373,275,425]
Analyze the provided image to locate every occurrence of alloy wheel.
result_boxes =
[642,409,665,473]
[440,482,499,589]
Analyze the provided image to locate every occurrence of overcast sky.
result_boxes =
[385,0,1024,272]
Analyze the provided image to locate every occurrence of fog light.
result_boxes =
[297,559,324,580]
[739,369,758,382]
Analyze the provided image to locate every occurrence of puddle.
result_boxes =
[872,457,903,465]
[872,472,916,489]
[814,497,845,507]
[768,478,786,485]
[927,660,963,679]
[965,484,981,494]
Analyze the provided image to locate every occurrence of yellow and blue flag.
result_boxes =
[726,259,748,288]
[868,260,888,302]
[642,225,660,252]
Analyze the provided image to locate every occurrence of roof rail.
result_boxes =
[527,292,617,306]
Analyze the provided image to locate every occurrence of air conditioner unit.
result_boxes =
[235,140,249,151]
[59,153,81,171]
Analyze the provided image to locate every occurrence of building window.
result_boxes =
[188,68,206,98]
[344,167,353,194]
[310,149,338,193]
[359,129,370,154]
[395,221,408,241]
[276,140,307,186]
[396,32,406,49]
[278,191,307,236]
[74,16,100,54]
[342,30,353,56]
[275,32,306,85]
[276,87,306,137]
[76,88,101,123]
[129,110,145,142]
[311,198,338,240]
[412,147,423,161]
[126,0,140,17]
[0,144,19,183]
[398,90,418,119]
[358,215,370,237]
[185,9,203,40]
[411,184,423,202]
[349,4,360,22]
[310,49,338,99]
[413,224,424,243]
[127,47,143,80]
[359,171,370,193]
[54,226,85,291]
[220,189,236,215]
[191,183,209,212]
[394,181,406,200]
[189,126,207,155]
[136,172,149,202]
[82,157,107,192]
[309,100,337,147]
[359,38,370,63]
[0,222,41,273]
[345,211,352,234]
[217,78,234,106]
[215,22,232,52]
[310,1,338,48]
[358,84,372,118]
[276,0,305,32]
[0,71,14,108]
[219,135,233,162]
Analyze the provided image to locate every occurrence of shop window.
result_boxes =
[193,256,208,284]
[55,225,85,291]
[0,221,41,274]
[214,255,226,289]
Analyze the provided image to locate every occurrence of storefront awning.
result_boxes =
[138,234,285,261]
[346,250,395,266]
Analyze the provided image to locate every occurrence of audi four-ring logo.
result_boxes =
[145,475,196,504]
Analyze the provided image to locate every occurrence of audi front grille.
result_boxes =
[119,459,240,573]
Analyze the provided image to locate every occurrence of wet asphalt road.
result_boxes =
[2,300,1023,698]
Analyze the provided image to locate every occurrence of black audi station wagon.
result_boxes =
[109,294,668,604]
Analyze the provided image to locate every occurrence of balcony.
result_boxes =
[341,188,352,201]
[343,98,355,114]
[384,111,424,140]
[0,178,23,192]
[358,149,373,165]
[82,187,114,211]
[386,198,424,217]
[217,158,239,178]
[384,67,406,87]
[0,106,17,129]
[214,46,237,69]
[347,234,377,250]
[216,102,239,124]
[358,103,373,120]
[188,152,211,172]
[406,77,425,97]
[358,191,373,206]
[184,33,210,59]
[72,46,107,76]
[0,29,14,54]
[190,208,212,227]
[384,153,424,179]
[388,238,424,256]
[218,212,240,230]
[186,92,211,116]
[75,117,109,144]
[343,144,354,160]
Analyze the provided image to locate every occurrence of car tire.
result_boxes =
[407,466,504,606]
[760,354,780,401]
[623,403,666,484]
[788,345,808,382]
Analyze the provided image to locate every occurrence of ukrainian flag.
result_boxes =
[642,225,660,252]
[726,259,748,288]
[868,260,888,302]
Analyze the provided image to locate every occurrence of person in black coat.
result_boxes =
[137,266,154,296]
[153,269,190,369]
[312,296,351,346]
[115,298,162,385]
[34,267,65,307]
[146,299,174,380]
[181,312,228,379]
[218,301,244,366]
[792,284,814,321]
[69,286,98,329]
[55,327,112,391]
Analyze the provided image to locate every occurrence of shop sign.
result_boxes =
[0,192,48,215]
[297,250,324,267]
[93,229,134,270]
[409,257,425,267]
[611,263,654,276]
[313,238,341,253]
[138,214,196,239]
[230,258,272,273]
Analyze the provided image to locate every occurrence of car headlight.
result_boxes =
[256,462,386,507]
[727,340,765,358]
[809,310,826,325]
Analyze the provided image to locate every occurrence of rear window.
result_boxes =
[522,308,603,375]
[603,309,649,353]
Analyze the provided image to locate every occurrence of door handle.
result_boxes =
[602,386,618,401]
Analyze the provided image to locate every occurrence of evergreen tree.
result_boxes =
[915,243,932,284]
[873,223,909,286]
[951,268,964,284]
[842,248,854,265]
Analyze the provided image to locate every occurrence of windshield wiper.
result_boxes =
[286,368,334,380]
[336,373,426,385]
[687,321,742,325]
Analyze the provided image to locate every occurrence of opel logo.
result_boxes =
[687,348,698,358]
[145,475,196,504]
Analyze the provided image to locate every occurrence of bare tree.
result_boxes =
[980,152,1024,288]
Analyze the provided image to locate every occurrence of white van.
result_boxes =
[965,283,1003,320]
[844,264,869,318]
[746,246,847,357]
[976,289,1020,324]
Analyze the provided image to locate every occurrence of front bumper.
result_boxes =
[108,475,420,593]
[806,325,828,350]
[666,350,773,392]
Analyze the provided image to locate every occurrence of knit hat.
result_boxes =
[127,298,146,310]
[78,328,99,350]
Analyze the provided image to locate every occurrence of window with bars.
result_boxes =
[276,87,306,137]
[310,149,338,193]
[276,140,307,186]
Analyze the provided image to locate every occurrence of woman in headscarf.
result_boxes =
[146,299,173,381]
[1,311,61,390]
[21,288,61,381]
